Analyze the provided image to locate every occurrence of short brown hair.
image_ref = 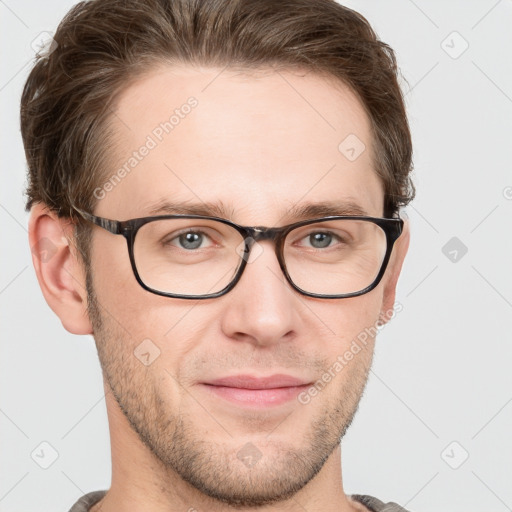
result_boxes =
[21,0,414,254]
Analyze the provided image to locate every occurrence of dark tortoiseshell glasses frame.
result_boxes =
[72,205,403,300]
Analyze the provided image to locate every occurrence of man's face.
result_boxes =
[87,65,393,506]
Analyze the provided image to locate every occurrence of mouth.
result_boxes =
[199,374,313,408]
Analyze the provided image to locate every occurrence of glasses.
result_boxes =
[72,206,403,300]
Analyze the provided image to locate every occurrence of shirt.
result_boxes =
[68,490,412,511]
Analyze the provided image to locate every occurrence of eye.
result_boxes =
[163,230,214,250]
[304,232,336,249]
[297,230,347,250]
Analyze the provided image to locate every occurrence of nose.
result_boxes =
[219,239,302,347]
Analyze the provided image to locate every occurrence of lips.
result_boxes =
[203,374,310,389]
[199,374,312,408]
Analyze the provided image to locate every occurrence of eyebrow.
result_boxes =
[144,199,369,222]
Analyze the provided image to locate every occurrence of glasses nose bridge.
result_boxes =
[246,225,283,247]
[241,226,286,265]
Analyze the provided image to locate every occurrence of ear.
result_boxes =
[379,216,410,325]
[28,203,93,335]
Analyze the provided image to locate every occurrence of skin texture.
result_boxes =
[29,65,410,512]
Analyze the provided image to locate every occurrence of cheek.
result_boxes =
[91,232,165,322]
[310,290,384,346]
[90,238,157,345]
[91,256,209,370]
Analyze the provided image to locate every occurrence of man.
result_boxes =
[22,0,414,510]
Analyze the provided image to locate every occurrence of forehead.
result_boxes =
[99,64,383,222]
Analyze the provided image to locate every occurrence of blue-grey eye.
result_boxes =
[179,232,204,250]
[309,232,333,248]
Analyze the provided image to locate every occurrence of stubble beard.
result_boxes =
[86,270,373,508]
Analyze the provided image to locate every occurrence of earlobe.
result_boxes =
[379,217,410,324]
[28,203,93,335]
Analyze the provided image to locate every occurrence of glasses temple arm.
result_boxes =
[71,205,121,234]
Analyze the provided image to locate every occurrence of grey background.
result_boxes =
[1,1,511,511]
